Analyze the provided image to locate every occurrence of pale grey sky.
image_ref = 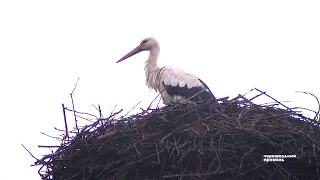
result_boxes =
[0,1,319,179]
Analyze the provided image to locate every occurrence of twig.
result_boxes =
[260,101,291,106]
[70,77,80,134]
[110,104,117,116]
[106,109,123,120]
[178,88,206,104]
[38,145,60,148]
[22,144,39,161]
[98,104,103,119]
[132,136,141,156]
[162,172,213,178]
[291,107,318,114]
[98,104,105,131]
[124,101,141,117]
[97,130,118,140]
[242,88,255,97]
[91,104,105,127]
[54,127,65,132]
[40,132,60,140]
[147,90,164,110]
[238,94,256,106]
[71,77,80,94]
[91,104,104,119]
[296,91,320,121]
[160,131,175,144]
[91,104,99,112]
[249,90,266,101]
[72,114,96,122]
[217,96,229,102]
[61,104,69,139]
[156,95,162,109]
[254,88,293,112]
[65,107,99,119]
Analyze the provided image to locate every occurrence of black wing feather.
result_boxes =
[198,78,216,99]
[163,78,215,102]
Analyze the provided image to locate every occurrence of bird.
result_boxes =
[116,37,216,105]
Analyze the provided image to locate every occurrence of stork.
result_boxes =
[116,37,216,105]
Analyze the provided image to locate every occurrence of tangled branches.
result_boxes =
[32,89,320,180]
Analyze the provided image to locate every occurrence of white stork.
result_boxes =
[116,37,216,105]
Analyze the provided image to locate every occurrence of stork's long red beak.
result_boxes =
[116,45,142,63]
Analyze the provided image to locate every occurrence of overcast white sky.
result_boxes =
[0,1,319,179]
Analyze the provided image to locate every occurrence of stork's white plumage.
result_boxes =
[116,37,216,105]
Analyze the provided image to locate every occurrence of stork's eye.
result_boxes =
[141,40,148,44]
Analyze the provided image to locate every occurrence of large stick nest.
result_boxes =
[34,89,320,180]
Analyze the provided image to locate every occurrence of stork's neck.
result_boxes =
[145,45,160,71]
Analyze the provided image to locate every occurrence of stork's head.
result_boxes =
[116,37,159,63]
